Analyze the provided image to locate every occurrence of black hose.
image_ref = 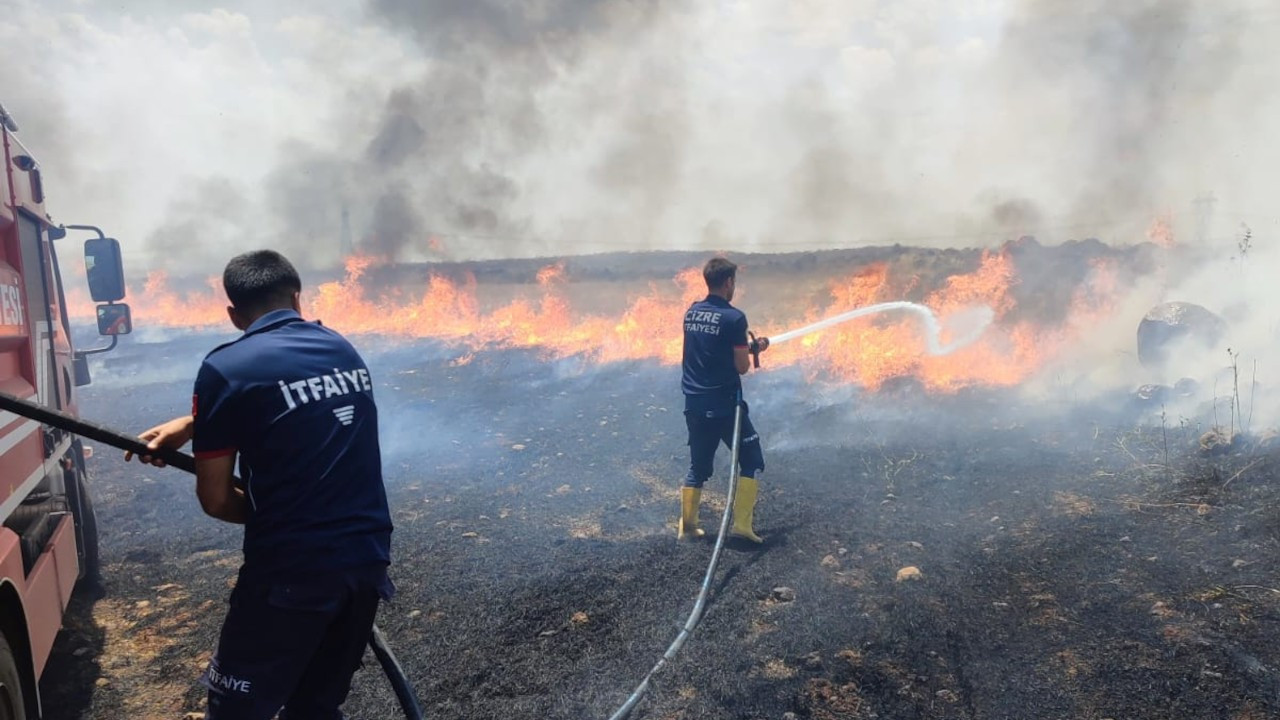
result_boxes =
[0,392,425,720]
[371,624,426,718]
[0,391,197,472]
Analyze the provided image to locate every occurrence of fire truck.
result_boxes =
[0,102,131,718]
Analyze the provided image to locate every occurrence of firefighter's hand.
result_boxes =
[126,415,195,467]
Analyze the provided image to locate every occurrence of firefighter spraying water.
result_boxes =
[678,257,771,543]
[606,258,997,719]
[677,256,996,544]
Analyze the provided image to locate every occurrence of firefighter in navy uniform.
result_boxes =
[679,257,770,542]
[127,250,394,720]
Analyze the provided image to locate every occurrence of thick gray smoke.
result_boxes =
[0,1,1275,271]
[995,0,1240,227]
[328,0,687,261]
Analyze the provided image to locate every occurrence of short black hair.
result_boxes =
[703,257,737,289]
[223,250,302,314]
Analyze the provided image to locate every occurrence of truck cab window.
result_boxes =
[17,215,47,326]
[17,214,57,407]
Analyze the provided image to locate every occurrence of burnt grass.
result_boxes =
[38,330,1280,720]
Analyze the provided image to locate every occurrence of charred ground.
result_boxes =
[39,244,1280,720]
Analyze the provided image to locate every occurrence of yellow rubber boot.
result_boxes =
[729,476,763,543]
[677,487,705,540]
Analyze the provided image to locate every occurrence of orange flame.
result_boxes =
[1146,215,1175,248]
[762,253,1044,391]
[62,253,1123,392]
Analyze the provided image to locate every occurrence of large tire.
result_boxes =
[0,633,28,720]
[1136,301,1227,368]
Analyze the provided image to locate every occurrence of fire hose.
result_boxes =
[606,388,745,720]
[767,301,994,353]
[0,392,425,720]
[606,301,993,719]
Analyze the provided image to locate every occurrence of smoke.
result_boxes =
[144,178,254,267]
[340,0,690,258]
[0,0,430,273]
[992,0,1240,228]
[1162,236,1280,430]
[1017,231,1280,432]
[1,0,1276,271]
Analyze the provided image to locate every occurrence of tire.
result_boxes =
[0,633,27,720]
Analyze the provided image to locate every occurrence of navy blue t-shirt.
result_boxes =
[682,295,749,414]
[191,309,392,580]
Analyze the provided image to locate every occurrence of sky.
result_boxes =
[1,0,1278,271]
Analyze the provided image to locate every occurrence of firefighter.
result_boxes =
[126,250,393,720]
[679,256,770,542]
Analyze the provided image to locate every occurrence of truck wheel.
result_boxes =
[0,633,27,720]
[66,467,101,591]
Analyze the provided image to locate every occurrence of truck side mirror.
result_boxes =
[96,303,132,336]
[84,237,126,303]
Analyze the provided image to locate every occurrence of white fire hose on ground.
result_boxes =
[606,388,746,720]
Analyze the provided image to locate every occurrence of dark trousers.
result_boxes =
[203,566,391,720]
[684,404,765,488]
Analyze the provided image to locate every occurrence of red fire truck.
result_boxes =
[0,102,131,718]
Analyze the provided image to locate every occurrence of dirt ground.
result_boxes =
[32,313,1280,720]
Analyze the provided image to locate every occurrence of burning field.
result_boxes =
[39,241,1280,719]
